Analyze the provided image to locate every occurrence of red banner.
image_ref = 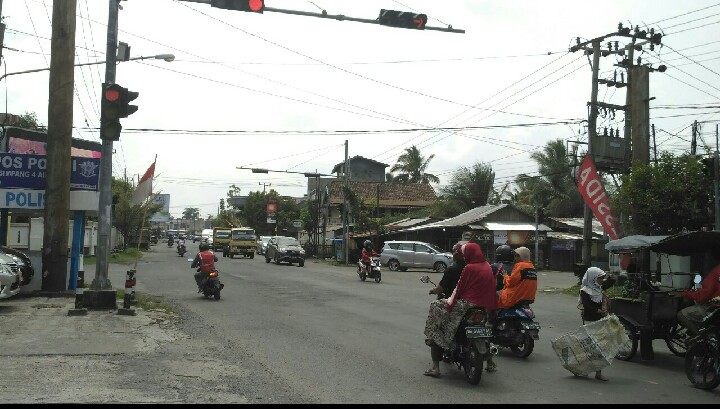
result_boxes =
[576,153,620,240]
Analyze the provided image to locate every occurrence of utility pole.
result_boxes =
[343,140,349,264]
[0,0,5,66]
[42,0,77,292]
[715,124,719,230]
[630,64,651,165]
[90,0,119,297]
[259,181,271,194]
[582,40,601,268]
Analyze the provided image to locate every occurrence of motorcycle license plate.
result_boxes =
[521,321,541,330]
[465,326,493,338]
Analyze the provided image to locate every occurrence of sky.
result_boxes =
[2,0,719,219]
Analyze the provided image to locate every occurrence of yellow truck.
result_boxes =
[212,227,232,253]
[227,227,256,259]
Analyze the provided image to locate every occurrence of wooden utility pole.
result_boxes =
[42,0,77,292]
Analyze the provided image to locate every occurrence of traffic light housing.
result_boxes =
[378,9,427,30]
[100,83,139,141]
[211,0,264,13]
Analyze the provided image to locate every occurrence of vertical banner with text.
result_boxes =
[266,199,277,224]
[576,153,620,240]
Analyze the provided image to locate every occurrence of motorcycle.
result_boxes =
[189,258,224,300]
[358,257,382,283]
[492,300,541,358]
[167,238,174,247]
[684,301,720,390]
[177,243,186,257]
[420,275,497,385]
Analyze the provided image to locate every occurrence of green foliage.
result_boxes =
[615,152,712,234]
[440,162,495,211]
[111,178,163,249]
[390,145,440,184]
[182,207,200,220]
[232,189,301,235]
[14,111,46,131]
[340,185,383,234]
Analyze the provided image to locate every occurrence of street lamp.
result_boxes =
[0,53,176,82]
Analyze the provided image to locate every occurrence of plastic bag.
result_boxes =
[551,314,630,376]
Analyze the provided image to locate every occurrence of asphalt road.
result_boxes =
[5,244,715,404]
[95,243,718,404]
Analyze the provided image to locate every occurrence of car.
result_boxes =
[265,236,305,267]
[0,263,20,299]
[378,240,452,273]
[256,236,272,255]
[0,245,34,286]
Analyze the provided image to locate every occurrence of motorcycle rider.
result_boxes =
[423,242,497,378]
[429,242,466,298]
[177,237,186,253]
[491,244,515,292]
[191,243,218,293]
[167,236,174,247]
[497,246,538,309]
[677,248,720,335]
[360,240,379,274]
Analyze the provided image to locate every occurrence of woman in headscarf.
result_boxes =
[423,242,497,377]
[578,266,613,381]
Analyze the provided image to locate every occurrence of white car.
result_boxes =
[0,263,20,300]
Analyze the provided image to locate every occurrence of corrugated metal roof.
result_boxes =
[389,217,432,227]
[432,204,507,227]
[549,217,605,236]
[473,222,552,232]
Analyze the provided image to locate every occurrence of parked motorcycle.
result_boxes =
[177,244,186,257]
[684,302,720,390]
[358,257,382,283]
[420,275,496,385]
[492,301,541,358]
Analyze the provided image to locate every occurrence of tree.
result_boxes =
[615,152,712,235]
[513,139,584,217]
[15,111,46,131]
[390,145,440,184]
[182,208,200,220]
[440,162,495,211]
[111,177,163,249]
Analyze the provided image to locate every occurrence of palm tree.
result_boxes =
[390,146,440,184]
[513,139,584,217]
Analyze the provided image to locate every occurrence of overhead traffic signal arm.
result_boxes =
[378,9,427,30]
[211,0,264,13]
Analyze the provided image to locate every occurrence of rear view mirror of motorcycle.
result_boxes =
[694,273,702,285]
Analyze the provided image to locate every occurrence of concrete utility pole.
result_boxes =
[630,64,651,165]
[343,140,349,264]
[582,40,601,267]
[91,0,119,295]
[259,182,271,194]
[42,0,77,292]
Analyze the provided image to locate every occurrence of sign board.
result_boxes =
[0,189,99,211]
[266,199,277,224]
[267,215,277,224]
[0,153,99,191]
[293,219,301,228]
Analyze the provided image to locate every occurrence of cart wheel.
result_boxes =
[615,317,639,361]
[665,322,690,357]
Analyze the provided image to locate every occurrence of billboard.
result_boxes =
[152,194,170,213]
[0,153,99,191]
[2,126,102,158]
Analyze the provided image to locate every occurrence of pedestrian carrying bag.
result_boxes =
[551,314,630,376]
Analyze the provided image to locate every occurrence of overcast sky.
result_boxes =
[3,0,719,218]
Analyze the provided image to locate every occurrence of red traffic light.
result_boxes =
[248,0,263,12]
[104,87,120,102]
[378,9,427,30]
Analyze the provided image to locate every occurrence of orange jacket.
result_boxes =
[497,261,538,308]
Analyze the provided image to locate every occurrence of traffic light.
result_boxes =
[701,157,716,177]
[100,83,139,141]
[211,0,264,13]
[378,9,427,30]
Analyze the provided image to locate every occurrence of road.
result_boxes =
[102,243,717,404]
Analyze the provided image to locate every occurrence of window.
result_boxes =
[415,244,431,253]
[388,243,400,250]
[278,238,299,246]
[398,242,414,251]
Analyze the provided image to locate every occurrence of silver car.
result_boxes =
[379,241,452,273]
[0,263,20,300]
[256,236,272,255]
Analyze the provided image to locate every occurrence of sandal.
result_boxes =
[423,368,440,378]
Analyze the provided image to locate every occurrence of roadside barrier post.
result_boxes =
[67,270,87,316]
[117,269,137,316]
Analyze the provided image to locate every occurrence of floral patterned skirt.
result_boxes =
[424,298,476,350]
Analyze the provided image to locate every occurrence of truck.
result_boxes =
[212,227,232,253]
[227,227,256,259]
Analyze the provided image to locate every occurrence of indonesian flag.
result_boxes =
[130,159,156,206]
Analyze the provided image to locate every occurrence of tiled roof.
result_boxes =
[327,180,436,207]
[331,155,390,174]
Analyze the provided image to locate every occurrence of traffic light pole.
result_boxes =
[182,0,465,33]
[90,0,119,293]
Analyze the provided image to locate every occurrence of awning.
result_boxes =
[472,222,552,232]
[605,235,668,253]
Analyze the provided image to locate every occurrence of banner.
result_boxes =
[0,153,99,191]
[576,153,620,240]
[266,199,277,224]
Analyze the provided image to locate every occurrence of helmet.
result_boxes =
[364,240,373,250]
[495,245,514,263]
[199,243,210,251]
